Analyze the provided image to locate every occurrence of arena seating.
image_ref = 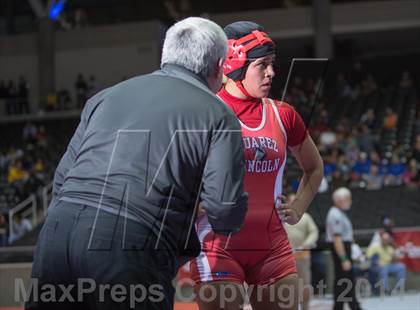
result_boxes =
[0,54,419,250]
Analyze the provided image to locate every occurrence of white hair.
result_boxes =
[332,187,351,204]
[161,17,228,78]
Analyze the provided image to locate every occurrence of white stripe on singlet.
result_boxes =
[216,94,267,131]
[238,99,267,131]
[195,216,214,282]
[267,98,287,139]
[267,99,288,202]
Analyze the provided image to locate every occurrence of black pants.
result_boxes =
[26,200,177,310]
[330,242,361,310]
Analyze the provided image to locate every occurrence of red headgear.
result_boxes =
[223,30,275,77]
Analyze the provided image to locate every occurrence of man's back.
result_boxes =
[54,65,246,255]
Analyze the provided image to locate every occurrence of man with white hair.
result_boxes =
[326,187,363,310]
[27,17,248,310]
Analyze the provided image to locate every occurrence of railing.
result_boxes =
[8,194,37,240]
[42,182,53,216]
[7,182,53,243]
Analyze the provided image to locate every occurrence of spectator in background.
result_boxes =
[163,0,193,22]
[9,146,24,163]
[350,61,364,88]
[369,150,387,174]
[381,216,395,237]
[74,9,88,28]
[384,153,405,186]
[353,152,371,177]
[383,107,397,130]
[337,154,352,182]
[22,122,38,144]
[403,158,420,189]
[305,77,316,97]
[7,160,28,185]
[414,110,420,137]
[285,194,319,310]
[0,152,6,176]
[0,122,59,217]
[9,213,32,244]
[363,164,383,190]
[369,151,379,163]
[0,195,7,210]
[46,92,58,111]
[345,140,360,165]
[58,11,72,30]
[331,169,347,190]
[286,76,309,107]
[319,128,337,149]
[57,87,71,110]
[0,80,7,115]
[367,231,406,294]
[360,108,375,130]
[18,76,30,114]
[6,80,17,115]
[36,125,48,148]
[358,125,376,154]
[318,176,329,193]
[32,157,46,184]
[7,193,20,208]
[324,152,337,179]
[75,74,88,108]
[336,73,356,100]
[0,213,7,246]
[361,75,378,96]
[412,134,420,162]
[368,215,396,251]
[310,108,331,137]
[399,70,413,90]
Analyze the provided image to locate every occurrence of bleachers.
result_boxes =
[0,53,419,250]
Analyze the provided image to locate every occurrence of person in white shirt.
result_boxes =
[285,194,319,310]
[9,213,32,243]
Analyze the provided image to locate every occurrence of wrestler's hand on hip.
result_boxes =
[342,260,352,271]
[275,195,301,225]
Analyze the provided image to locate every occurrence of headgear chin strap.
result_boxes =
[235,80,253,98]
[223,30,275,98]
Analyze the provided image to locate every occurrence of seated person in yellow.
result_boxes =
[367,231,406,293]
[7,160,28,184]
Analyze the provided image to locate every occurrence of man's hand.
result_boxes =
[197,202,206,217]
[276,195,302,225]
[342,260,352,271]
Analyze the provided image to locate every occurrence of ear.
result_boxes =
[222,74,228,85]
[216,57,225,76]
[218,57,225,68]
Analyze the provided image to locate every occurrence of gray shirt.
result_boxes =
[52,64,248,261]
[326,206,353,242]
